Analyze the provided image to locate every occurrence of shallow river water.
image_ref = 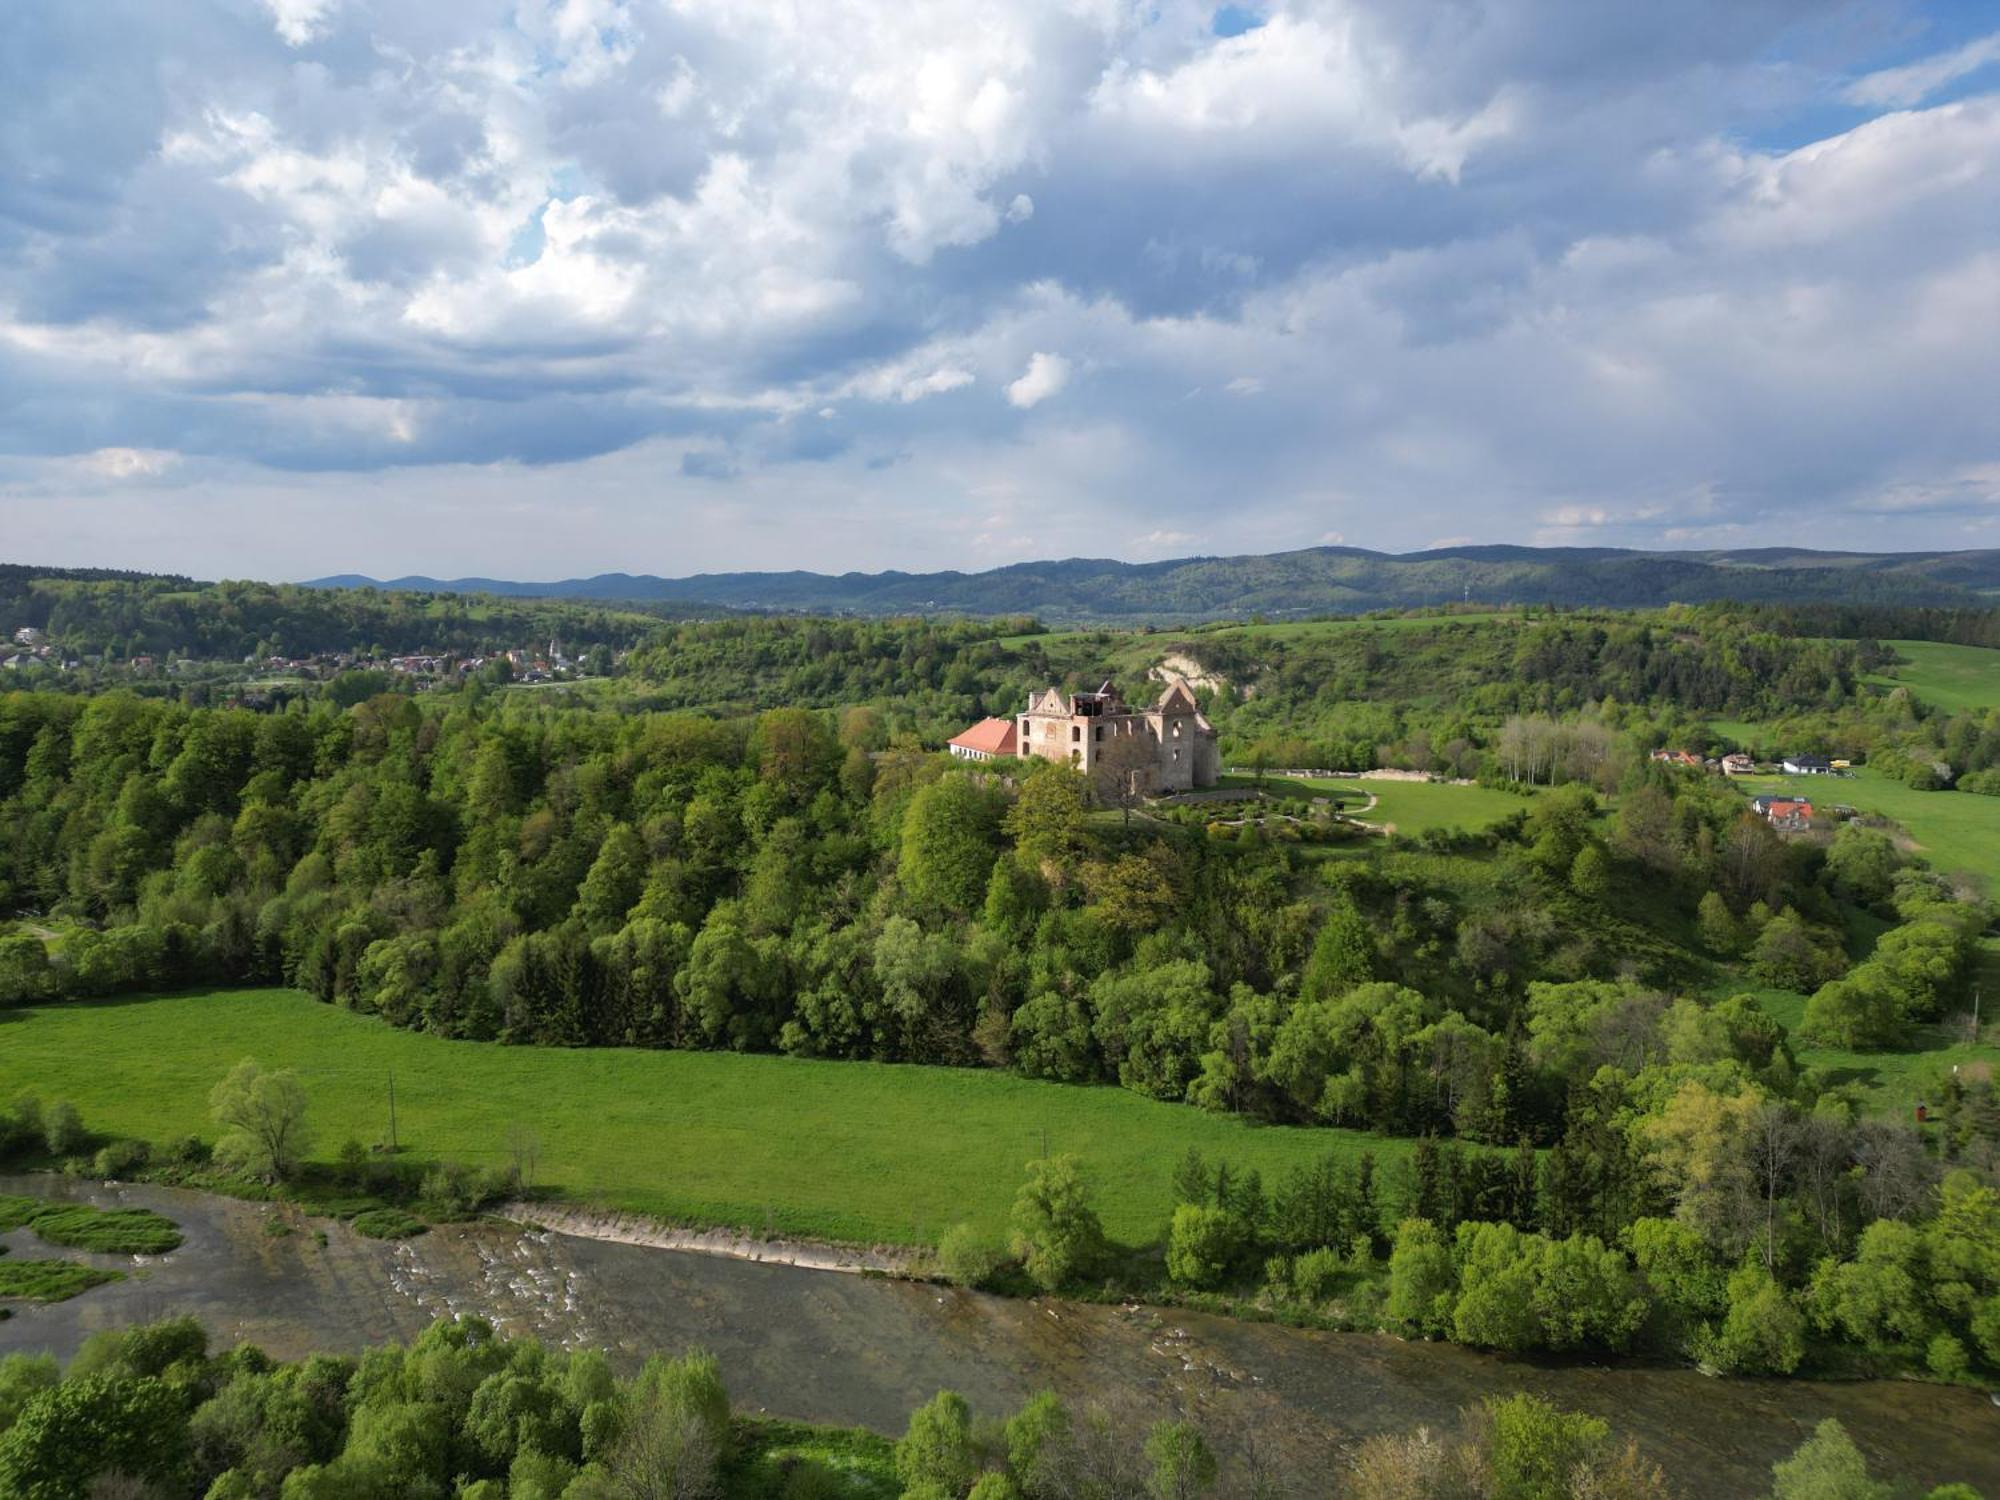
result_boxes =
[3,1175,1996,1493]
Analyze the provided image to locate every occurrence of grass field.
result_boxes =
[1863,640,2000,714]
[0,989,1405,1248]
[994,612,1519,651]
[1734,769,2000,889]
[1198,612,1520,642]
[1721,765,2000,1097]
[0,1196,183,1253]
[1217,774,1530,834]
[0,1258,122,1303]
[1741,981,1999,1117]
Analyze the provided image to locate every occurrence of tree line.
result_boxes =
[0,1313,1979,1498]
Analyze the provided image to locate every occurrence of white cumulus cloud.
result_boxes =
[1006,352,1071,409]
[260,0,337,47]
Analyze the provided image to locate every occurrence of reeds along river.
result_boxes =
[2,1175,1997,1493]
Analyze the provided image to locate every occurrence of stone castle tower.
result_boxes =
[1014,675,1219,794]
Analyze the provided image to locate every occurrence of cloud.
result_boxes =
[78,447,178,480]
[1006,351,1071,408]
[1847,31,2000,107]
[261,0,338,47]
[1541,506,1611,528]
[0,0,1994,578]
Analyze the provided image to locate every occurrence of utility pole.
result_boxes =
[387,1069,399,1155]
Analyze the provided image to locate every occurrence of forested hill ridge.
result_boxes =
[307,542,2000,622]
[0,569,705,664]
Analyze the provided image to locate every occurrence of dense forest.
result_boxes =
[5,1314,1964,1499]
[611,609,1877,755]
[0,573,686,664]
[1,665,1996,1381]
[4,592,2000,1387]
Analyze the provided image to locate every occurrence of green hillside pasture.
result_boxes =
[994,612,1521,651]
[1199,612,1520,642]
[1734,769,2000,889]
[1217,774,1529,835]
[1864,640,2000,714]
[0,990,1404,1249]
[1747,972,2000,1119]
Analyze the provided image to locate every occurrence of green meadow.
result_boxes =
[995,610,1519,651]
[0,989,1403,1248]
[1743,972,2000,1120]
[1734,768,2000,889]
[1864,639,2000,714]
[1198,612,1520,641]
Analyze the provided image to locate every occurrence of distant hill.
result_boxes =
[305,544,2000,624]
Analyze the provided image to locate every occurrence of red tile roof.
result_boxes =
[949,717,1017,755]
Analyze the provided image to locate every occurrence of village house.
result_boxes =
[1649,748,1703,768]
[389,654,449,675]
[1752,794,1814,831]
[1720,752,1756,777]
[1781,754,1833,775]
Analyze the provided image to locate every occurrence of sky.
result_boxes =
[1,0,1997,582]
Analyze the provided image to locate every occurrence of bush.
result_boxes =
[895,1391,977,1497]
[1750,912,1847,992]
[90,1140,151,1179]
[1166,1204,1241,1290]
[1008,1155,1105,1292]
[41,1100,85,1158]
[611,1348,731,1491]
[1291,1246,1343,1304]
[936,1223,1008,1289]
[165,1134,210,1166]
[415,1160,514,1220]
[1386,1219,1456,1336]
[1926,1332,1970,1381]
[1707,1267,1804,1375]
[349,1208,427,1240]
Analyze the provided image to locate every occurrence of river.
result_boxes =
[2,1176,1995,1493]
